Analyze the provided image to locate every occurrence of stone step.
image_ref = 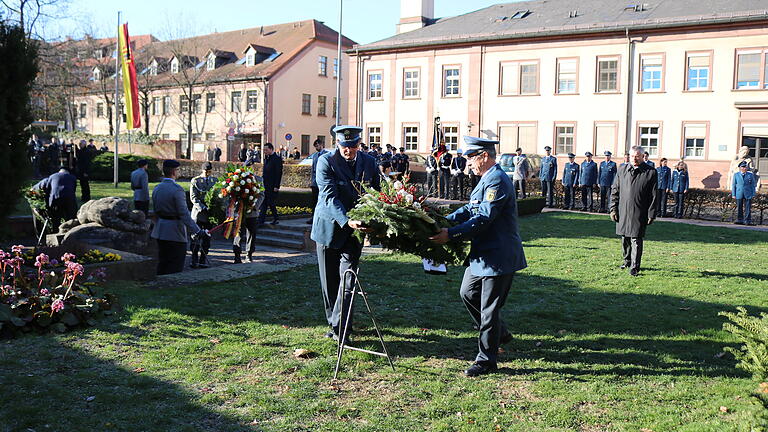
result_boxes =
[253,236,305,250]
[264,220,312,233]
[257,227,305,241]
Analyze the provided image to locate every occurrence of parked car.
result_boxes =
[499,153,542,180]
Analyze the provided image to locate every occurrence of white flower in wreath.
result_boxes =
[246,178,252,184]
[397,189,407,197]
[232,175,239,182]
[412,201,421,210]
[393,181,404,190]
[249,195,254,200]
[235,169,241,174]
[240,180,245,185]
[405,194,414,205]
[235,187,241,192]
[226,186,233,192]
[219,193,224,198]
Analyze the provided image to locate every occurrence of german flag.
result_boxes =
[118,23,141,130]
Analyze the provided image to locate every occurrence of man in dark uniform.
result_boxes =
[425,151,438,197]
[214,145,222,161]
[75,140,93,202]
[33,165,78,231]
[655,158,672,217]
[131,160,150,216]
[579,152,598,211]
[598,151,617,213]
[450,149,467,200]
[438,145,453,199]
[238,143,248,163]
[311,125,381,342]
[539,146,557,207]
[309,139,329,223]
[258,142,283,225]
[610,146,658,277]
[151,160,208,275]
[397,147,409,174]
[643,151,655,168]
[430,136,527,377]
[190,162,218,268]
[562,153,579,210]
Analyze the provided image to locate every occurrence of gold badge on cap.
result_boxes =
[485,188,497,201]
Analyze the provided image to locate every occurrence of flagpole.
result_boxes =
[334,0,343,126]
[113,11,121,188]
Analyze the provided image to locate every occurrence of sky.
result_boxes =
[42,0,514,44]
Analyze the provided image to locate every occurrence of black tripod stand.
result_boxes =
[334,268,396,379]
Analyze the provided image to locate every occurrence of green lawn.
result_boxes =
[1,212,767,431]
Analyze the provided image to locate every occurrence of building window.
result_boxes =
[79,103,87,119]
[640,55,664,92]
[556,58,578,94]
[93,68,101,81]
[594,122,618,154]
[683,123,707,158]
[318,56,328,76]
[403,68,420,98]
[368,72,383,99]
[171,58,179,74]
[499,61,539,95]
[206,93,216,113]
[596,57,619,93]
[736,51,763,89]
[246,52,255,67]
[231,91,242,112]
[499,123,537,154]
[192,94,201,114]
[367,126,381,147]
[686,53,711,91]
[179,95,189,113]
[639,125,660,156]
[206,55,215,71]
[332,97,337,118]
[333,58,338,78]
[179,133,187,142]
[162,96,170,115]
[317,95,327,116]
[161,134,169,140]
[301,93,311,115]
[151,97,160,115]
[443,125,459,151]
[205,133,216,141]
[149,63,158,76]
[96,103,104,118]
[192,133,202,141]
[443,66,460,97]
[555,124,575,155]
[403,125,419,151]
[246,90,258,111]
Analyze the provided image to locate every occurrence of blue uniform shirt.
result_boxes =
[598,160,617,187]
[645,160,656,168]
[562,162,580,186]
[579,160,597,186]
[670,169,689,193]
[656,166,671,190]
[310,149,329,188]
[446,164,527,277]
[732,171,757,200]
[539,155,558,181]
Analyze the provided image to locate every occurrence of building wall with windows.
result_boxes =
[349,16,768,189]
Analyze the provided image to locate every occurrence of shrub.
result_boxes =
[89,152,161,182]
[720,307,768,430]
[277,189,314,208]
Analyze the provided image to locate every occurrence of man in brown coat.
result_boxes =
[610,146,658,276]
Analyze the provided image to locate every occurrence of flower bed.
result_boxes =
[0,246,116,337]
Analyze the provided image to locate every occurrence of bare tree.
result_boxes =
[1,0,69,39]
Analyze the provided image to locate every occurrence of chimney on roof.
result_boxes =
[397,0,434,35]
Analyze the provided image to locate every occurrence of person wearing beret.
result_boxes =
[562,153,579,210]
[610,146,658,277]
[655,158,672,218]
[130,159,150,216]
[190,162,218,268]
[670,161,689,219]
[579,152,598,212]
[430,136,527,377]
[598,151,617,213]
[151,160,208,275]
[311,125,381,343]
[732,160,757,225]
[450,149,468,200]
[539,146,557,208]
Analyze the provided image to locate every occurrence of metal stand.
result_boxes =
[334,268,395,379]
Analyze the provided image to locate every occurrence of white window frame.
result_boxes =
[368,72,383,100]
[556,58,578,94]
[638,124,660,157]
[443,66,460,97]
[443,125,459,151]
[554,124,575,155]
[403,125,419,151]
[403,68,420,99]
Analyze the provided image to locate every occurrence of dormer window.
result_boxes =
[246,53,255,67]
[149,62,158,76]
[93,68,102,81]
[171,58,179,74]
[206,55,216,71]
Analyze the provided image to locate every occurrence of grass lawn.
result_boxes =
[1,212,767,431]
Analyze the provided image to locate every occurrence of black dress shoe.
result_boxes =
[464,363,497,377]
[620,263,629,270]
[324,330,335,339]
[629,268,639,277]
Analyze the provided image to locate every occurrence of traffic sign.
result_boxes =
[228,127,235,136]
[285,133,293,141]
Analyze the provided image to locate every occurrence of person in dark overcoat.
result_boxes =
[610,146,658,276]
[257,142,284,225]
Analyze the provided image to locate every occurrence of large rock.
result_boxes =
[61,223,150,254]
[76,197,149,233]
[57,197,152,254]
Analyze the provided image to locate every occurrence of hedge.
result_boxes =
[276,189,314,208]
[90,152,162,182]
[445,196,545,217]
[174,159,311,188]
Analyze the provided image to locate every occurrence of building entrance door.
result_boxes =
[741,126,768,175]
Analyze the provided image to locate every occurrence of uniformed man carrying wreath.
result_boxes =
[311,125,381,342]
[430,136,527,377]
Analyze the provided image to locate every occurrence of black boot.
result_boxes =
[233,245,242,264]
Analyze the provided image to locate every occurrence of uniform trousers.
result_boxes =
[191,221,213,265]
[541,180,554,207]
[258,189,279,223]
[310,186,320,216]
[426,171,438,197]
[656,189,668,217]
[580,185,594,211]
[513,179,527,199]
[674,192,685,218]
[460,268,514,366]
[233,217,259,257]
[49,198,77,231]
[156,239,187,275]
[317,237,363,337]
[564,185,576,209]
[439,170,451,199]
[451,174,466,200]
[599,186,610,212]
[621,236,644,272]
[134,200,149,216]
[79,174,91,203]
[736,198,753,224]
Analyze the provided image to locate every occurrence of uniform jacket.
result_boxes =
[438,152,453,172]
[130,168,150,202]
[447,164,527,277]
[451,155,467,176]
[598,160,617,187]
[426,154,438,173]
[610,163,658,238]
[75,147,94,177]
[670,169,689,193]
[512,154,529,181]
[732,171,757,200]
[190,174,218,223]
[644,160,656,168]
[34,170,77,207]
[310,149,330,187]
[562,162,580,186]
[151,178,200,243]
[539,155,557,181]
[262,153,284,190]
[310,150,381,249]
[238,148,248,162]
[579,160,598,185]
[656,166,671,190]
